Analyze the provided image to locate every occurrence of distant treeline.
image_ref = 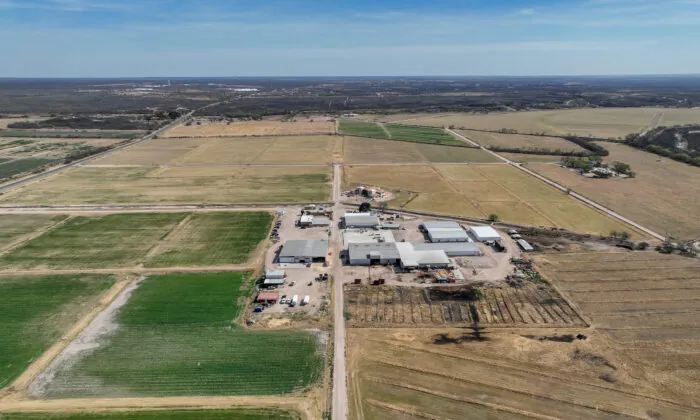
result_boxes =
[7,114,177,131]
[625,125,700,167]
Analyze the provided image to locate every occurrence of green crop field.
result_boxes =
[146,212,272,267]
[338,120,388,138]
[385,124,465,146]
[0,213,186,269]
[0,158,54,180]
[0,274,116,389]
[0,409,300,420]
[0,214,68,250]
[41,273,324,398]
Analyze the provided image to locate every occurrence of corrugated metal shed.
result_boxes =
[265,270,286,279]
[311,217,331,226]
[470,226,502,242]
[413,242,481,256]
[279,240,329,258]
[424,221,470,242]
[517,239,534,252]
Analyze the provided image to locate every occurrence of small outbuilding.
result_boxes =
[469,226,502,242]
[256,290,279,303]
[412,242,481,256]
[299,215,314,227]
[311,217,331,227]
[279,240,329,264]
[423,221,470,243]
[517,239,535,252]
[264,269,286,286]
[344,212,380,228]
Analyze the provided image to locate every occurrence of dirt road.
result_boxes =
[331,163,349,420]
[446,128,666,241]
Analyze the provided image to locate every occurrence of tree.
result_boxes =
[610,231,618,239]
[619,231,631,240]
[487,214,499,222]
[359,202,371,213]
[636,242,650,250]
[611,161,631,175]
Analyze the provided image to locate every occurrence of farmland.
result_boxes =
[36,273,324,398]
[162,120,334,138]
[347,328,700,419]
[145,212,272,267]
[528,142,700,238]
[339,120,465,146]
[0,409,300,420]
[0,158,54,181]
[0,274,116,389]
[96,136,340,165]
[534,251,700,404]
[344,284,585,328]
[393,108,700,138]
[458,130,586,153]
[0,214,67,250]
[498,153,564,163]
[343,136,498,164]
[0,166,332,205]
[342,164,642,237]
[0,130,142,139]
[0,212,271,270]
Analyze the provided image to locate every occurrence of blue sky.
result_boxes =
[0,0,698,77]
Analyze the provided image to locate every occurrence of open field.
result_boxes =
[163,120,334,138]
[0,166,332,205]
[344,285,585,328]
[0,138,125,160]
[0,158,54,180]
[0,212,271,270]
[145,212,272,267]
[0,409,300,420]
[534,251,700,405]
[344,136,498,164]
[528,142,700,238]
[96,136,340,165]
[498,153,564,163]
[0,274,116,389]
[0,214,67,250]
[384,124,465,146]
[342,164,642,237]
[394,108,700,138]
[36,273,324,398]
[348,327,699,420]
[459,130,586,153]
[338,120,388,139]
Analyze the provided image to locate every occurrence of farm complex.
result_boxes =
[1,80,699,420]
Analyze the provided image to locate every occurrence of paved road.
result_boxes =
[446,129,666,241]
[0,104,219,193]
[331,163,348,420]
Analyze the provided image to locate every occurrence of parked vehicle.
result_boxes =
[301,295,310,306]
[290,295,299,307]
[280,295,287,304]
[253,305,264,313]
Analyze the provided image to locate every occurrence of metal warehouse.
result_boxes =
[423,221,470,243]
[469,226,502,242]
[344,212,380,228]
[395,243,450,269]
[278,240,329,264]
[412,242,481,256]
[348,243,401,265]
[311,217,331,227]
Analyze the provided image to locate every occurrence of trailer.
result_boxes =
[290,295,299,307]
[302,295,310,306]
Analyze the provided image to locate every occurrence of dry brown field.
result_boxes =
[162,120,335,137]
[459,129,586,153]
[0,138,125,160]
[344,284,585,328]
[96,136,340,165]
[391,108,700,138]
[0,165,332,205]
[342,164,643,237]
[534,251,700,406]
[528,143,700,239]
[348,327,699,419]
[343,136,499,164]
[498,153,564,163]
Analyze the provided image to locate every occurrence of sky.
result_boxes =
[0,0,699,77]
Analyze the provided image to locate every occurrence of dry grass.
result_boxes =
[343,136,499,164]
[162,121,335,138]
[498,153,564,163]
[96,136,340,165]
[348,327,698,419]
[393,108,700,139]
[0,166,332,205]
[459,130,586,153]
[0,138,125,160]
[343,164,642,236]
[534,251,700,405]
[528,142,700,239]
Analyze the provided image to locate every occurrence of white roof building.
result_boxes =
[469,226,502,242]
[395,243,450,268]
[423,221,470,243]
[344,213,380,228]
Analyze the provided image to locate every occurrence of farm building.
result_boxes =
[470,226,502,242]
[264,269,286,285]
[412,242,481,256]
[257,290,279,303]
[517,239,534,252]
[343,229,395,248]
[311,217,331,227]
[348,243,401,266]
[344,212,380,228]
[423,221,470,243]
[279,240,329,264]
[299,215,314,227]
[396,243,450,269]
